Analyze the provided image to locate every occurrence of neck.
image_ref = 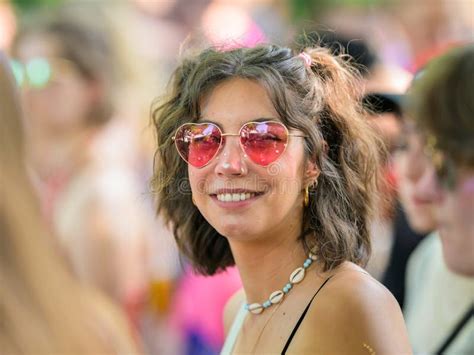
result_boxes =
[230,234,308,305]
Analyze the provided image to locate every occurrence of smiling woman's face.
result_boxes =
[187,78,311,244]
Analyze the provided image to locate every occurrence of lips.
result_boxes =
[412,194,432,206]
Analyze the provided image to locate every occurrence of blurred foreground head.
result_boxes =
[0,53,137,354]
[408,44,474,276]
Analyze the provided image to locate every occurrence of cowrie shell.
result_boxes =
[248,303,264,314]
[289,267,305,284]
[269,290,284,304]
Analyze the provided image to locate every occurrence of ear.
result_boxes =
[304,159,320,187]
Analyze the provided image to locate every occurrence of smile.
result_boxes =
[216,192,256,202]
[211,188,265,205]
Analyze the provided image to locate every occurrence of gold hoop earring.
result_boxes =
[304,179,318,207]
[192,195,196,205]
[304,186,309,207]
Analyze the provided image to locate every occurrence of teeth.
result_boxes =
[216,192,256,202]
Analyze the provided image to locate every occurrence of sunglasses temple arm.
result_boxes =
[288,134,308,137]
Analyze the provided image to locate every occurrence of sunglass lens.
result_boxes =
[241,122,288,166]
[9,60,24,87]
[26,58,52,89]
[175,123,222,168]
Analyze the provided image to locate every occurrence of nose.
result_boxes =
[414,165,444,203]
[214,135,248,176]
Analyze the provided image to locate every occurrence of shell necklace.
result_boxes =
[244,252,317,314]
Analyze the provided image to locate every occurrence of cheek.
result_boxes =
[272,166,301,197]
[188,167,207,199]
[24,82,92,126]
[266,155,305,203]
[59,81,93,114]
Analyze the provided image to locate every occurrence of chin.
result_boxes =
[408,216,434,234]
[215,219,265,241]
[444,256,474,277]
[440,237,474,277]
[216,223,252,239]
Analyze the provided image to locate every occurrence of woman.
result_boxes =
[0,52,139,353]
[152,44,411,353]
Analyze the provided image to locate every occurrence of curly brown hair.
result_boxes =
[152,44,380,275]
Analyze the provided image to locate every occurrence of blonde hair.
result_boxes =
[0,53,139,354]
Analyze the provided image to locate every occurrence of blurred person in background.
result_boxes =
[390,0,474,71]
[399,120,473,355]
[0,51,140,354]
[409,45,474,275]
[361,67,425,310]
[402,45,474,354]
[9,6,150,329]
[291,0,473,73]
[394,122,437,235]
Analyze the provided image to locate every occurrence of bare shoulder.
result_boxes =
[295,263,412,354]
[223,288,246,336]
[324,262,398,310]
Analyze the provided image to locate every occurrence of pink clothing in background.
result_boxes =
[170,266,242,349]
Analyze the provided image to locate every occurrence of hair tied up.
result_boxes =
[298,52,312,67]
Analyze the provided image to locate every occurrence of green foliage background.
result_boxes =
[289,0,386,22]
[11,0,388,18]
[12,0,63,12]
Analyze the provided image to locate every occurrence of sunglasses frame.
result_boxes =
[172,120,307,168]
[424,135,458,189]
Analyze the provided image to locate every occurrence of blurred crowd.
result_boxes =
[0,0,472,354]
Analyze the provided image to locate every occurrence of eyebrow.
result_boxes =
[197,117,281,126]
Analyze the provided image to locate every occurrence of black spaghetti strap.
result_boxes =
[436,305,473,354]
[281,276,333,354]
